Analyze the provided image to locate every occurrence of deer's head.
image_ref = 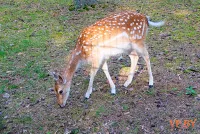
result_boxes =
[50,71,70,108]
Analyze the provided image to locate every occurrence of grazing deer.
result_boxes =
[50,11,164,107]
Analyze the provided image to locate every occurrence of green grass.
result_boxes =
[122,104,129,111]
[0,85,6,94]
[185,86,197,96]
[95,105,106,117]
[15,115,33,124]
[145,88,156,96]
[70,128,80,134]
[0,0,200,133]
[0,115,5,130]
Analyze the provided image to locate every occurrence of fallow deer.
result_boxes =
[50,11,164,107]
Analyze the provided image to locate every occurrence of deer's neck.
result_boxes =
[64,50,82,83]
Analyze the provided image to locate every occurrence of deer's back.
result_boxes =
[76,11,148,59]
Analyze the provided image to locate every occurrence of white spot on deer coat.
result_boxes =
[130,31,135,34]
[76,51,81,55]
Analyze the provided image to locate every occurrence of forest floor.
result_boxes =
[0,0,200,134]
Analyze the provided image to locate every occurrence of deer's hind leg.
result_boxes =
[142,48,154,88]
[124,51,139,87]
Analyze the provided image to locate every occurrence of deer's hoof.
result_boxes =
[149,85,154,89]
[85,93,90,99]
[111,88,116,95]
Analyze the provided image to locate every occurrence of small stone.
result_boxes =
[48,88,54,91]
[195,94,200,101]
[7,120,13,123]
[3,93,10,99]
[23,130,27,133]
[128,88,134,91]
[160,33,171,39]
[160,125,164,131]
[185,103,191,106]
[60,123,65,127]
[117,113,122,117]
[6,71,14,73]
[196,53,200,59]
[26,105,30,108]
[4,116,8,119]
[84,104,89,109]
[41,97,45,101]
[124,112,130,115]
[128,119,134,125]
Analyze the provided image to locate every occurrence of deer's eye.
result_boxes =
[59,90,63,95]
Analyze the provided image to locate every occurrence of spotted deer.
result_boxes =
[50,11,164,107]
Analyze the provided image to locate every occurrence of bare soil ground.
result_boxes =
[0,0,200,134]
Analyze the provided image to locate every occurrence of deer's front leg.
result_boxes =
[85,67,98,99]
[124,51,139,87]
[85,56,103,99]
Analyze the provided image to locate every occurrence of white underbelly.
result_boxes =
[102,42,131,56]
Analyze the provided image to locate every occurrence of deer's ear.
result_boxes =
[57,75,64,84]
[49,71,64,84]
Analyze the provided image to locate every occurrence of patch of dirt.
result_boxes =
[1,1,200,134]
